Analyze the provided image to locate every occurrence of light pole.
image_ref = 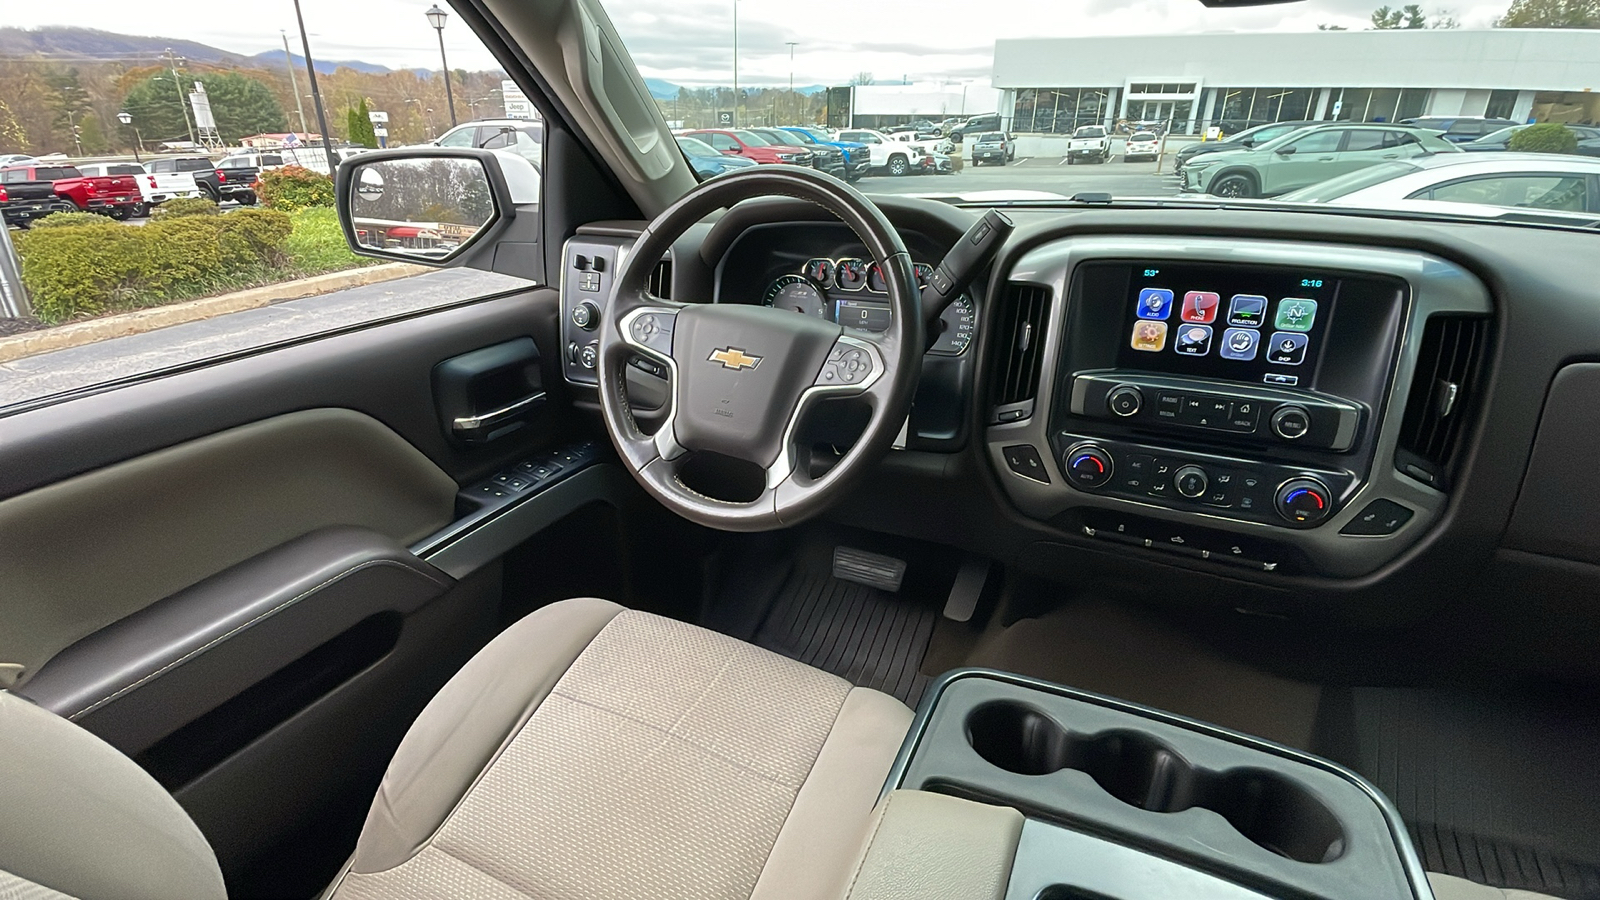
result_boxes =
[731,0,738,127]
[165,48,197,146]
[63,107,84,157]
[117,111,143,162]
[280,30,310,139]
[290,0,342,174]
[786,42,797,124]
[426,5,458,126]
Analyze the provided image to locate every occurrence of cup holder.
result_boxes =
[964,701,1347,864]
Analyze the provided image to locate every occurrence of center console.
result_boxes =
[986,236,1491,578]
[880,669,1434,900]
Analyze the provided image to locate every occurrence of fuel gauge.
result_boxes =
[803,258,835,284]
[835,258,867,292]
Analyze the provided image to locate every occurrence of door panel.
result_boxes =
[1266,129,1344,193]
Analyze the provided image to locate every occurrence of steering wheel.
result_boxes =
[598,165,923,532]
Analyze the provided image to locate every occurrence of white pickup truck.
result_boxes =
[835,129,928,176]
[1066,125,1112,164]
[77,162,203,217]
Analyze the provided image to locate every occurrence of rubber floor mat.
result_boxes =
[751,569,938,707]
[1317,687,1600,899]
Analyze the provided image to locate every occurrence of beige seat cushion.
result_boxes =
[1428,873,1568,900]
[327,597,913,900]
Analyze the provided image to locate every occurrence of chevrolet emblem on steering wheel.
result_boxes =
[708,347,762,370]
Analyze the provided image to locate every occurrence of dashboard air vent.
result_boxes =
[1395,315,1488,489]
[648,257,673,300]
[989,282,1053,420]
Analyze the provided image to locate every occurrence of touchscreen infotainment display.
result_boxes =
[1113,263,1338,387]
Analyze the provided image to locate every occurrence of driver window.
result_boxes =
[437,128,476,148]
[1342,131,1388,153]
[709,133,739,151]
[1289,130,1345,154]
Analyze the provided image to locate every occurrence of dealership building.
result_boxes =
[990,29,1600,135]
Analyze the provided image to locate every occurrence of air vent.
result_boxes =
[989,282,1053,421]
[1395,315,1489,489]
[648,256,672,299]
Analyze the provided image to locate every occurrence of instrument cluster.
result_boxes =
[762,257,975,356]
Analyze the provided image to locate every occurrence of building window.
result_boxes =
[1013,88,1113,134]
[1129,83,1197,96]
[1209,88,1316,131]
[1329,88,1427,123]
[1485,89,1519,120]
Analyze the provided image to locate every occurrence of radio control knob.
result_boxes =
[1275,478,1332,524]
[1174,465,1209,498]
[1270,405,1312,440]
[1065,446,1114,489]
[1107,385,1143,418]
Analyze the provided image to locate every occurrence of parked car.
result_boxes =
[835,128,927,176]
[434,119,544,168]
[949,113,1000,142]
[682,129,813,166]
[146,156,257,205]
[0,163,140,219]
[776,126,869,181]
[78,162,203,218]
[0,169,74,228]
[1182,123,1459,198]
[969,132,1014,166]
[1464,124,1600,157]
[1066,125,1112,164]
[1277,152,1600,214]
[747,128,844,177]
[675,136,758,179]
[1173,120,1321,176]
[1401,116,1522,143]
[0,153,39,169]
[1124,131,1161,162]
[214,159,262,205]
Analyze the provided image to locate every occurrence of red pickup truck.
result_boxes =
[0,164,140,220]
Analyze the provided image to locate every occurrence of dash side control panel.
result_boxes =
[1070,372,1362,452]
[562,238,632,386]
[1051,432,1353,529]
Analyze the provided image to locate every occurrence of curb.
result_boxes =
[0,262,430,365]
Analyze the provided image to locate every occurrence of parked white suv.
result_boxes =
[835,129,928,176]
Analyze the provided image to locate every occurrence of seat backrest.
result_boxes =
[0,691,226,900]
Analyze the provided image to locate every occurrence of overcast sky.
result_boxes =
[8,0,1513,87]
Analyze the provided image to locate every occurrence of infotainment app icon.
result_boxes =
[1228,295,1267,328]
[1219,327,1259,361]
[1137,288,1173,320]
[1181,291,1220,323]
[1174,324,1213,356]
[1267,332,1309,365]
[1275,298,1318,332]
[1130,320,1168,352]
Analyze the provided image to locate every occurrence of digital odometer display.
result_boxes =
[1113,263,1338,387]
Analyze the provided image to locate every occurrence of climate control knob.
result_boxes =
[1275,478,1332,524]
[1106,385,1143,417]
[1065,446,1114,489]
[1174,465,1209,498]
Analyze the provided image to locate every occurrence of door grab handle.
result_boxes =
[452,392,546,441]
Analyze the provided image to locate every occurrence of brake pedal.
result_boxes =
[832,547,906,592]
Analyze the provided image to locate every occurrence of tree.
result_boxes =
[347,98,379,148]
[850,72,875,86]
[1371,4,1429,27]
[1497,0,1600,26]
[1508,123,1579,153]
[122,70,287,144]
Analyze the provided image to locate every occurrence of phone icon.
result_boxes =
[1181,291,1220,324]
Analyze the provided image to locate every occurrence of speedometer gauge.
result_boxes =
[764,275,827,319]
[930,294,976,355]
[835,258,867,292]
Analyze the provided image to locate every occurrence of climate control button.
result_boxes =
[1174,465,1209,499]
[1275,478,1332,524]
[1065,446,1114,489]
[1107,385,1143,417]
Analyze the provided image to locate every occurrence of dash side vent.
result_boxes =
[648,256,673,300]
[989,283,1053,422]
[1395,315,1488,489]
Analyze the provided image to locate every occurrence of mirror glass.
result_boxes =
[347,157,496,261]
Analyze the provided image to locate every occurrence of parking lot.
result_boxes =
[855,137,1185,200]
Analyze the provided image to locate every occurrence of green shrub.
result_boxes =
[153,197,220,219]
[29,211,109,229]
[255,165,336,213]
[1507,123,1578,155]
[285,207,370,273]
[15,208,292,324]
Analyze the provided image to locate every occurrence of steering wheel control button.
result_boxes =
[1270,405,1312,440]
[1340,499,1415,536]
[1174,465,1209,499]
[1002,445,1050,484]
[628,312,675,356]
[572,300,600,330]
[1275,478,1332,524]
[819,345,874,386]
[1065,446,1114,489]
[1106,385,1143,417]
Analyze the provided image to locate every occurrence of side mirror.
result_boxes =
[336,147,533,266]
[1275,146,1297,156]
[1240,139,1256,147]
[723,148,741,155]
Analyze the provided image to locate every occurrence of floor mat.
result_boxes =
[1316,687,1600,899]
[965,600,1323,749]
[751,569,939,707]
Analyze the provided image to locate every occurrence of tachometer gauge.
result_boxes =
[764,274,828,319]
[866,262,887,293]
[913,262,935,289]
[835,258,867,292]
[803,258,835,284]
[930,294,976,355]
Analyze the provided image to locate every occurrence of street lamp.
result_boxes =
[426,5,459,126]
[786,41,797,124]
[117,110,143,162]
